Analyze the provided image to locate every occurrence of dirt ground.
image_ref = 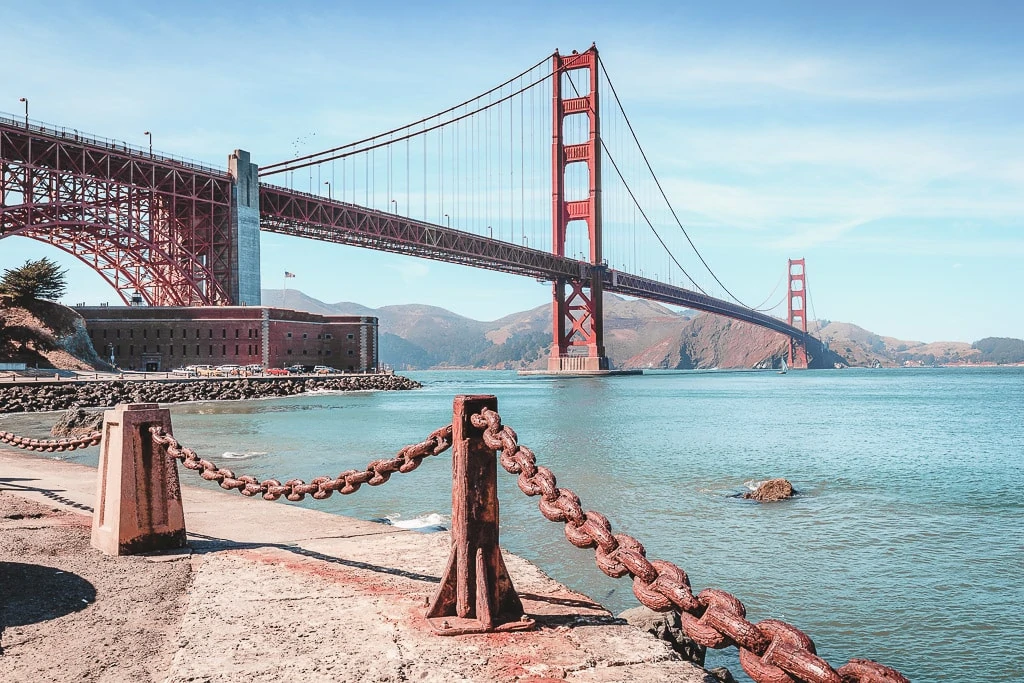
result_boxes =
[0,491,192,682]
[0,449,716,683]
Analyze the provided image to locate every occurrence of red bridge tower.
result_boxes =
[548,45,609,373]
[787,258,809,369]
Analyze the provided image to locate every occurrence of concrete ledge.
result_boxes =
[0,448,712,682]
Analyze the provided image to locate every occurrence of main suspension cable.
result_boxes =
[562,73,707,293]
[261,55,550,173]
[597,56,756,309]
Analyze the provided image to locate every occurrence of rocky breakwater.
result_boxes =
[0,374,422,414]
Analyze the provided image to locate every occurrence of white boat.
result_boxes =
[778,358,788,374]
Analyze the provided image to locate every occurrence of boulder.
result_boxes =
[50,407,105,437]
[742,478,795,502]
[706,667,738,683]
[619,606,705,665]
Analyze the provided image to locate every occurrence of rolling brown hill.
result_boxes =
[257,289,1023,370]
[263,289,691,370]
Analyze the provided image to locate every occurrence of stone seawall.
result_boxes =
[0,374,422,413]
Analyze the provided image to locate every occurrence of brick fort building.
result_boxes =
[77,306,378,372]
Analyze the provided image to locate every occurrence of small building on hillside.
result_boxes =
[76,306,378,373]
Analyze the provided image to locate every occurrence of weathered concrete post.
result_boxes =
[90,403,186,555]
[426,395,535,635]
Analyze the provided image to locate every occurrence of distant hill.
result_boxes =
[263,289,691,370]
[262,289,1024,370]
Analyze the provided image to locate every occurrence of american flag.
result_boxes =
[284,271,295,278]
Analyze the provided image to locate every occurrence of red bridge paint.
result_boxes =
[0,47,820,361]
[787,258,809,369]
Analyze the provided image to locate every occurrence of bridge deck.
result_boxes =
[260,185,809,340]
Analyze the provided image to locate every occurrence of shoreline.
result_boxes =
[0,373,422,415]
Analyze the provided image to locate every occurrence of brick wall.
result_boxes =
[78,306,377,372]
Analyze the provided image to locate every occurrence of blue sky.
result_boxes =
[2,1,1022,342]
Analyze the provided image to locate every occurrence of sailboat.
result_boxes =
[778,358,788,374]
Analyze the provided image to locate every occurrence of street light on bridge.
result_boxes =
[391,198,398,214]
[444,213,450,229]
[144,131,152,155]
[18,97,28,126]
[324,181,332,200]
[486,225,492,238]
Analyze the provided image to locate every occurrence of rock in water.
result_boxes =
[50,407,104,437]
[706,667,738,683]
[742,478,795,502]
[618,606,706,665]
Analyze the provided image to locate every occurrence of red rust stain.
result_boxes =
[228,547,418,596]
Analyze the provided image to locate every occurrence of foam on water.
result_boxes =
[373,512,449,532]
[219,451,267,460]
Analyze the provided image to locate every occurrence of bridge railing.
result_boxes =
[2,398,905,682]
[0,111,226,176]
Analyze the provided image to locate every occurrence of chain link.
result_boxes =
[472,407,908,683]
[149,424,453,501]
[0,429,102,452]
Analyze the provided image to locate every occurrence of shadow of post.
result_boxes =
[0,478,94,513]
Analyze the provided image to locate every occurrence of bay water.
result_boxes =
[4,367,1021,681]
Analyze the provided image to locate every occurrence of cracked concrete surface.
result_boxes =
[1,449,712,682]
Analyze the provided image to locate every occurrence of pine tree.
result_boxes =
[0,258,68,303]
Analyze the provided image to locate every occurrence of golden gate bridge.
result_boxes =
[0,45,817,370]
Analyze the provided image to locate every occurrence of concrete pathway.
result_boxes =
[0,449,712,682]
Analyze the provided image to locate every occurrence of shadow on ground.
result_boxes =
[0,562,96,654]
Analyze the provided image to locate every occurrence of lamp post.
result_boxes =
[391,198,398,213]
[144,131,152,155]
[324,180,332,200]
[18,97,28,126]
[486,225,492,238]
[522,234,528,247]
[106,343,115,368]
[444,213,450,229]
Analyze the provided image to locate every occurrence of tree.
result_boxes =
[0,258,68,303]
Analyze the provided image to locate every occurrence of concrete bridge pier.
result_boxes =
[228,149,261,306]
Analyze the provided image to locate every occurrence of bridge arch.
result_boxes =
[1,204,229,306]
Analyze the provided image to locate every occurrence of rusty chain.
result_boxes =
[472,407,908,683]
[0,429,101,452]
[149,424,453,501]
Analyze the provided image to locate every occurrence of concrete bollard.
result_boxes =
[91,403,187,555]
[426,395,534,635]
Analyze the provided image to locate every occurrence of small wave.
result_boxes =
[220,451,267,460]
[375,512,449,532]
[743,479,767,491]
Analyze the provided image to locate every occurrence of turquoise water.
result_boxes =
[5,368,1022,681]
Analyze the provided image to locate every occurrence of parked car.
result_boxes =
[195,365,218,377]
[265,367,289,376]
[216,364,243,376]
[313,365,338,375]
[171,366,197,377]
[244,364,264,375]
[285,364,311,374]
